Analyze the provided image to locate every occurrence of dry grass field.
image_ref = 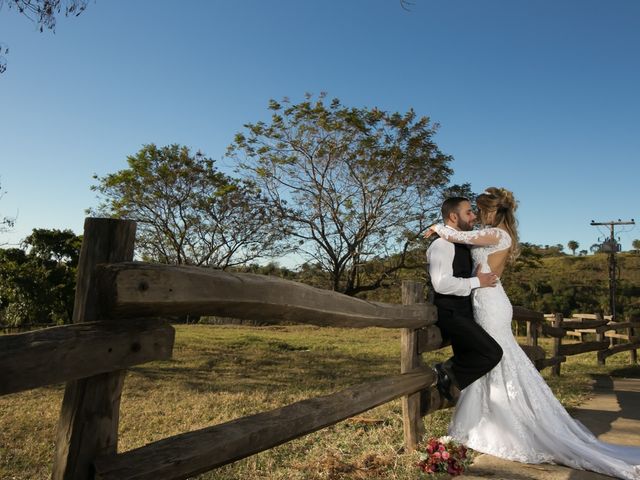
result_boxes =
[1,324,638,479]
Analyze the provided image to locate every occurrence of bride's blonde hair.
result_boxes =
[476,187,520,262]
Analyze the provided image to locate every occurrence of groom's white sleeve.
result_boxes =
[427,239,480,296]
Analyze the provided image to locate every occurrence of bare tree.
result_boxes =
[230,94,456,295]
[1,0,88,30]
[0,0,90,73]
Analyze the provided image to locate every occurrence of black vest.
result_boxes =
[433,243,473,307]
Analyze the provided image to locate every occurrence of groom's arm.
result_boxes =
[427,239,481,296]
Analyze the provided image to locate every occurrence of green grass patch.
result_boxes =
[1,325,638,479]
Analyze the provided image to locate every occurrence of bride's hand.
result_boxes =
[423,224,437,239]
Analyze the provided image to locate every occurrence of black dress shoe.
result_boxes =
[434,363,454,402]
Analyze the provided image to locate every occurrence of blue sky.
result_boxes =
[1,0,639,259]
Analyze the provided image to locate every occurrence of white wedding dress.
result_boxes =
[434,225,640,480]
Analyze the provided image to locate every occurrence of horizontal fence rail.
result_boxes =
[558,319,609,330]
[97,262,437,329]
[541,323,567,338]
[600,340,640,360]
[0,318,174,396]
[559,340,609,357]
[94,369,436,480]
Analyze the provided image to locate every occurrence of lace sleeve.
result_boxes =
[432,224,501,246]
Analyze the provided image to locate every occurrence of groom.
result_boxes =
[426,197,503,401]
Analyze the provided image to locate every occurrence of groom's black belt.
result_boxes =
[434,292,471,302]
[433,294,473,313]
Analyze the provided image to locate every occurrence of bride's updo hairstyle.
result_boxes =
[476,187,520,262]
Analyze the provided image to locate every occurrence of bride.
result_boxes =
[426,187,640,479]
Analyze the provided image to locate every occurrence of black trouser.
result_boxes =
[435,299,503,390]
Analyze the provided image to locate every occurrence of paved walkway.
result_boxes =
[459,375,640,480]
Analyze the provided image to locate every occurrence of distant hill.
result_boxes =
[502,251,640,317]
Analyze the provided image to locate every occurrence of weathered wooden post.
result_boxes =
[52,218,136,480]
[400,280,426,451]
[595,312,607,366]
[551,313,563,376]
[526,319,539,347]
[629,325,637,365]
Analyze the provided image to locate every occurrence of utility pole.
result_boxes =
[590,219,635,320]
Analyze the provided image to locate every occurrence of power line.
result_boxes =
[590,219,635,320]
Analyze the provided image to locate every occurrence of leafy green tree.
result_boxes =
[567,240,579,255]
[632,239,640,254]
[24,228,81,264]
[0,228,80,327]
[507,242,543,272]
[229,94,455,295]
[91,143,283,268]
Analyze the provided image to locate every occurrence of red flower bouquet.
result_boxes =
[416,436,472,477]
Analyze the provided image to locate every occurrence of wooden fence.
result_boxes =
[0,218,449,480]
[2,217,636,479]
[520,312,639,376]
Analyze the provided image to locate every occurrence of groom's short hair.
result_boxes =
[441,197,469,221]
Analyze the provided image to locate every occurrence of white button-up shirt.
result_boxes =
[427,225,480,296]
